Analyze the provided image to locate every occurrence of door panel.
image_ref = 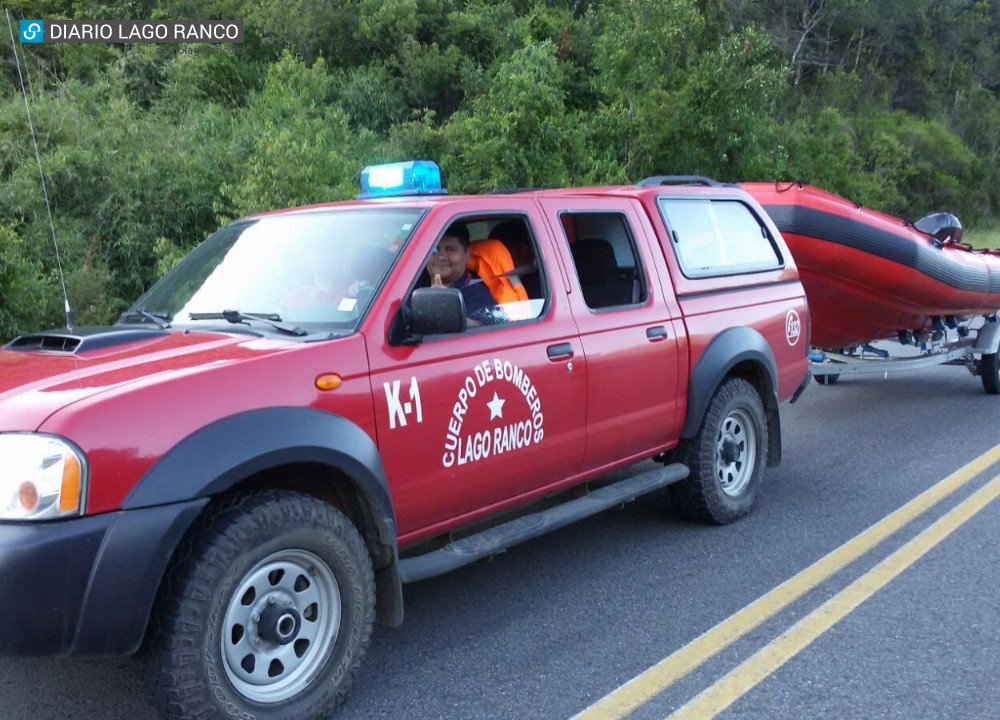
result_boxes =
[365,200,587,546]
[539,198,682,471]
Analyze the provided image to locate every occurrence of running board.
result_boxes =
[398,463,689,583]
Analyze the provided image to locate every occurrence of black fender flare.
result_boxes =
[124,406,403,626]
[682,327,782,466]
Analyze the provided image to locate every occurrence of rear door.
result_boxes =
[539,197,684,472]
[365,199,588,547]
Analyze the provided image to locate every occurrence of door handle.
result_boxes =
[547,343,574,360]
[646,326,669,341]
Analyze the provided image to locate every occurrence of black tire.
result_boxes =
[814,372,840,385]
[148,490,375,720]
[669,378,768,524]
[982,353,1000,394]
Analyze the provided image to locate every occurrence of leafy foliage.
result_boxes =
[437,42,582,191]
[0,222,57,338]
[0,0,997,339]
[221,52,375,217]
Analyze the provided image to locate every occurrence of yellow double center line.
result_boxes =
[573,443,1000,720]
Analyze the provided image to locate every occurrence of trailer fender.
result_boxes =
[975,321,1000,355]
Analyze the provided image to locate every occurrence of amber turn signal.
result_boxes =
[315,373,343,391]
[59,452,82,513]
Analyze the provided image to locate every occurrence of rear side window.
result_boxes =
[560,212,648,310]
[658,198,782,278]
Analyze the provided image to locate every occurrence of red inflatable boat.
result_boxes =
[742,182,1000,349]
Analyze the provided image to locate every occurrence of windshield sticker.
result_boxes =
[442,358,544,468]
[384,377,423,429]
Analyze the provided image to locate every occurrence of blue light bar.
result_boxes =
[358,160,446,199]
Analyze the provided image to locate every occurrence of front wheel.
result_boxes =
[981,353,1000,394]
[148,490,375,720]
[670,378,769,524]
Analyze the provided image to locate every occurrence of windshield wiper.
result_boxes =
[188,310,307,337]
[119,308,171,328]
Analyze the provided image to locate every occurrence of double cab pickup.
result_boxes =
[0,164,809,719]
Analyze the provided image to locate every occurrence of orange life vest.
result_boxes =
[467,239,529,304]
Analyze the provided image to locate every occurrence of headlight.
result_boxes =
[0,434,86,520]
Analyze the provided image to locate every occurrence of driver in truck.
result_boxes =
[426,223,504,326]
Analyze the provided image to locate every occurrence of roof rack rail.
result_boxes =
[635,175,722,187]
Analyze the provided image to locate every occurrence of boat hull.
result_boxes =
[742,182,1000,349]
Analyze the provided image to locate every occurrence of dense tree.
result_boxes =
[0,0,997,339]
[0,222,57,338]
[436,41,582,190]
[221,52,375,217]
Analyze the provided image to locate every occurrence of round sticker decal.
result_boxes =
[785,309,802,346]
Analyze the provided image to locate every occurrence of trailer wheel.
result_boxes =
[148,490,375,720]
[982,353,1000,394]
[814,373,840,385]
[670,378,768,524]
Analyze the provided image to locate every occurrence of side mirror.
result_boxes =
[409,287,466,337]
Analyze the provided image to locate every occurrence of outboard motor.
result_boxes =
[915,212,963,244]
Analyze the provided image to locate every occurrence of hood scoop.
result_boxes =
[5,326,169,354]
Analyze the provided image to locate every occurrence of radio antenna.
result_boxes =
[5,10,75,331]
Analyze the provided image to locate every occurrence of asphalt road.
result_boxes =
[3,361,1000,719]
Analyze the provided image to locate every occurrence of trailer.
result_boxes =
[808,316,1000,394]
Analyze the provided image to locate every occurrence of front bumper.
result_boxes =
[0,498,207,656]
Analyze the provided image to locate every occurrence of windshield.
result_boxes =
[124,207,422,334]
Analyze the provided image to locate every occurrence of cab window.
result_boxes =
[410,215,547,331]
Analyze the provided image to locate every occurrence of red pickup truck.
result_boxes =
[0,164,808,719]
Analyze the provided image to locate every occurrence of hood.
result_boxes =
[0,326,295,430]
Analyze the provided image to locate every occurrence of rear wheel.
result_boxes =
[982,353,1000,394]
[148,490,375,720]
[670,378,768,524]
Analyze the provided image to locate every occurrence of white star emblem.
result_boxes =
[486,392,505,420]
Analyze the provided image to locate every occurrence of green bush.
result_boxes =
[0,0,996,341]
[0,224,59,338]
